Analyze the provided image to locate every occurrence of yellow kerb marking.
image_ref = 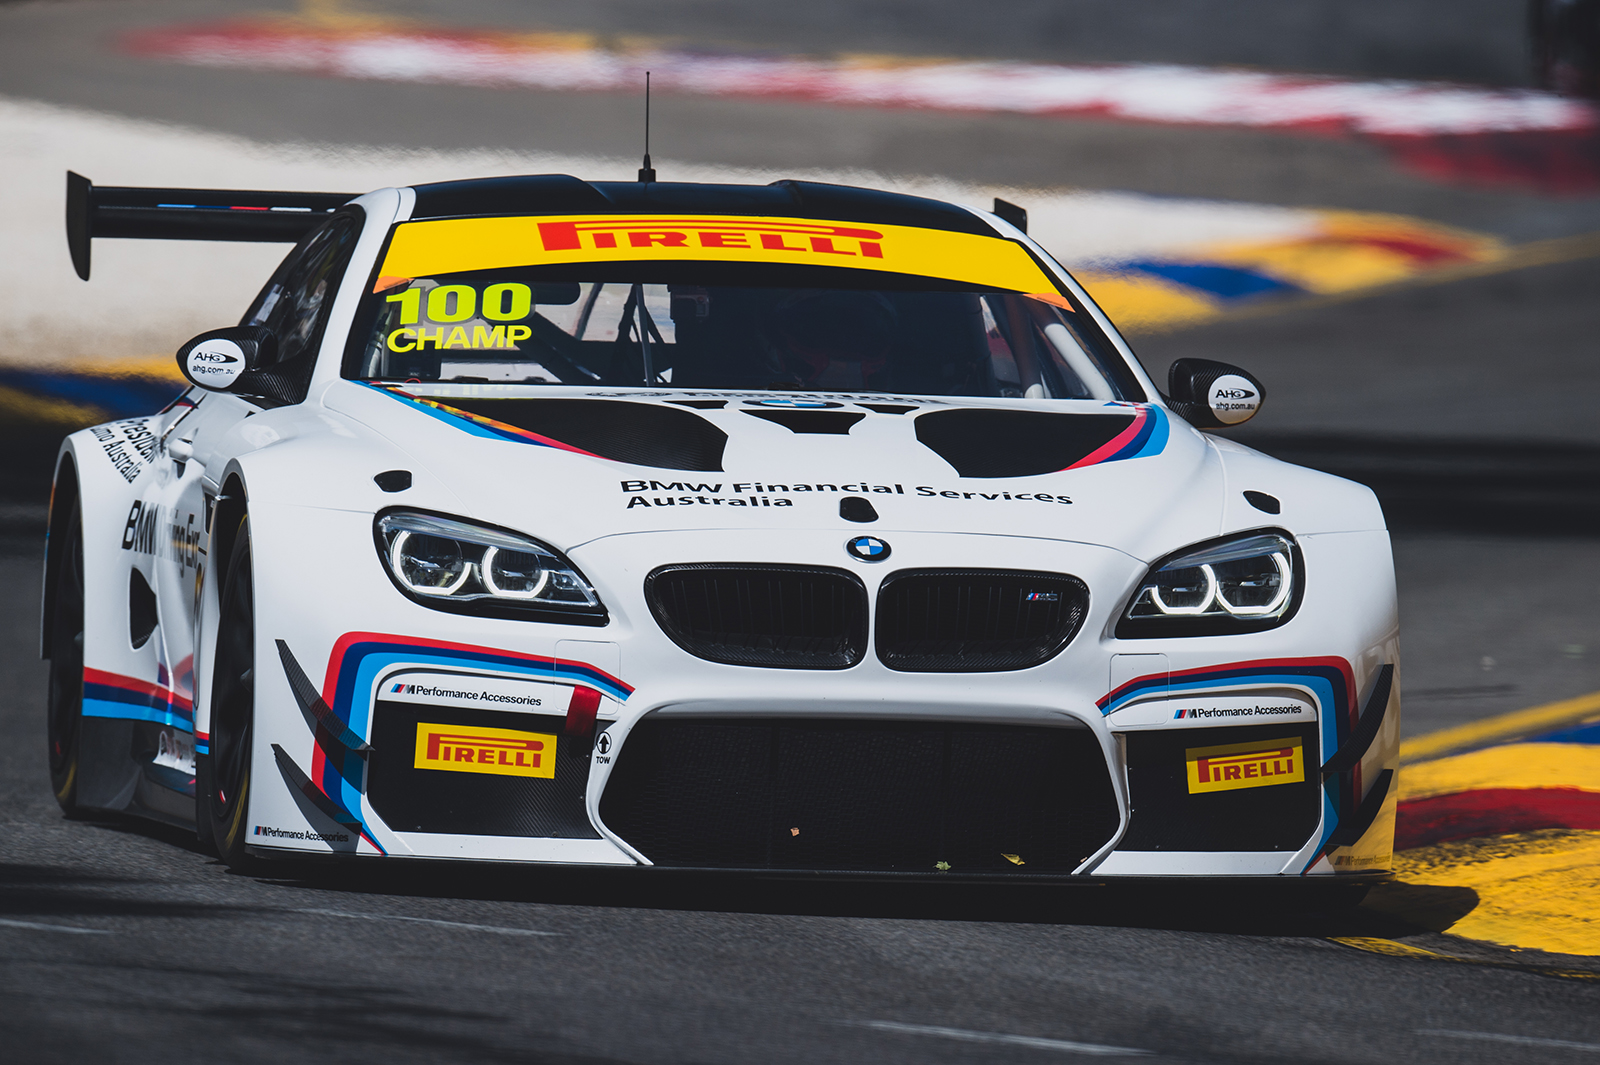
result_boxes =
[1399,743,1600,802]
[1329,937,1444,959]
[1400,689,1600,765]
[1395,830,1600,957]
[0,384,107,431]
[1073,270,1219,333]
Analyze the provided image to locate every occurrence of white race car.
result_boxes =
[44,170,1400,883]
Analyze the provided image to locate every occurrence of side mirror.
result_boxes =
[176,326,277,392]
[1166,358,1264,428]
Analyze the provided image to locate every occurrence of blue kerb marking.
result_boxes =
[0,368,183,419]
[1529,720,1600,744]
[1121,261,1302,302]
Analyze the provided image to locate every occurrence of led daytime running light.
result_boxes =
[1144,553,1292,617]
[1216,551,1291,616]
[1148,565,1216,615]
[389,530,471,596]
[480,545,551,600]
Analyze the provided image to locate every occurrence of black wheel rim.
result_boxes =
[210,539,254,837]
[47,504,84,782]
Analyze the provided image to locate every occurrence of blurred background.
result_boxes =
[2,0,1598,733]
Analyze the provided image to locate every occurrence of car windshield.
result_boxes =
[351,275,1139,400]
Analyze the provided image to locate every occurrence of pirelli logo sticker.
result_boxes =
[1185,736,1304,794]
[375,214,1059,294]
[414,722,555,779]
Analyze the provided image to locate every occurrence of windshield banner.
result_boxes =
[375,214,1058,294]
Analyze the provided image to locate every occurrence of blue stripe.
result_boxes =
[83,698,193,729]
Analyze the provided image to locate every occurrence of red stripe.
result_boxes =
[318,632,633,703]
[1103,655,1355,708]
[1065,408,1146,470]
[83,667,195,712]
[1396,788,1600,850]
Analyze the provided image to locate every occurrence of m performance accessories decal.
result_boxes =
[1187,736,1305,793]
[1174,702,1306,719]
[373,215,1059,294]
[414,722,556,778]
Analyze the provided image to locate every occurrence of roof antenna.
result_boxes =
[637,72,657,183]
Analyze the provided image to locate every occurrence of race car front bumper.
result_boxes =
[240,515,1399,878]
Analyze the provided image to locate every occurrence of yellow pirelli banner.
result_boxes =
[414,721,557,779]
[375,214,1059,293]
[1185,736,1305,794]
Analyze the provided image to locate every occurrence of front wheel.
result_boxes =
[46,497,85,814]
[203,516,256,868]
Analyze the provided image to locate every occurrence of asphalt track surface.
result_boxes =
[3,2,1600,1062]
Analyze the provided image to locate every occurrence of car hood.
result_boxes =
[324,383,1225,563]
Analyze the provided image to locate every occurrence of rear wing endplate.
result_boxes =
[67,170,357,280]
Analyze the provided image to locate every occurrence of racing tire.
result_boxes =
[203,516,258,869]
[46,496,86,815]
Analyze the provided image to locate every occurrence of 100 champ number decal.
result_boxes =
[619,480,1074,509]
[383,283,537,352]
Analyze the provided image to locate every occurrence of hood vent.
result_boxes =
[914,408,1135,477]
[645,564,868,670]
[434,398,727,472]
[875,569,1089,672]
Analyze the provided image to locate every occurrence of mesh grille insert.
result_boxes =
[875,569,1089,672]
[645,564,868,669]
[599,717,1120,873]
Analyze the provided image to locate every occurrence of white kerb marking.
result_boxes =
[1418,1029,1600,1053]
[294,908,559,936]
[0,917,113,934]
[858,1020,1150,1055]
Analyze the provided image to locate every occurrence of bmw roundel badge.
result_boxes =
[845,535,891,562]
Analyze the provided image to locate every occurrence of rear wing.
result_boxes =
[66,170,357,280]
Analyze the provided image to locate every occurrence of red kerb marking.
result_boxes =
[1396,787,1600,849]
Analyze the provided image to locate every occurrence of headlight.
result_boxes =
[1116,531,1300,638]
[375,510,606,624]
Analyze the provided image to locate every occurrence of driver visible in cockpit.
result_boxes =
[765,290,899,390]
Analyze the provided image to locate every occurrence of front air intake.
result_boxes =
[875,569,1089,672]
[599,716,1120,873]
[645,564,869,669]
